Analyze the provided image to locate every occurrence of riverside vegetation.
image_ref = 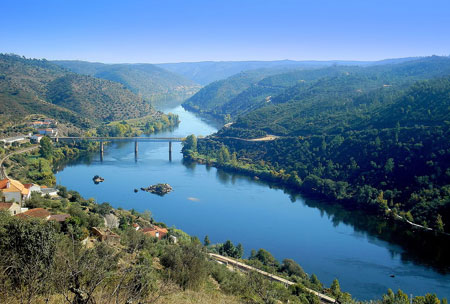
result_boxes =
[0,140,448,303]
[181,56,450,236]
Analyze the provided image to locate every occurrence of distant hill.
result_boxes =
[53,60,200,107]
[0,54,156,127]
[156,57,418,85]
[184,56,450,124]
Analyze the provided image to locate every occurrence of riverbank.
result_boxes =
[181,140,450,276]
[53,106,450,300]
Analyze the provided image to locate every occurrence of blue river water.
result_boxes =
[56,106,450,300]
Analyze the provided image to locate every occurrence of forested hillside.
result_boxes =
[185,56,450,124]
[157,57,416,85]
[183,60,450,235]
[54,60,200,107]
[0,54,157,127]
[182,67,328,120]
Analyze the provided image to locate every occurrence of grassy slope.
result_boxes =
[0,54,157,127]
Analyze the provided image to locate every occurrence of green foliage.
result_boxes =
[0,53,159,128]
[160,241,209,290]
[0,217,58,303]
[192,73,450,232]
[182,134,198,155]
[212,240,244,259]
[54,60,200,107]
[204,235,210,246]
[249,248,279,269]
[280,259,307,279]
[39,136,54,159]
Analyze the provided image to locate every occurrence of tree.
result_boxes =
[204,235,210,246]
[0,218,58,304]
[330,279,341,297]
[384,158,395,173]
[160,242,208,290]
[39,136,54,159]
[280,259,306,278]
[182,135,197,153]
[235,243,244,259]
[250,248,279,268]
[435,214,445,232]
[54,240,120,304]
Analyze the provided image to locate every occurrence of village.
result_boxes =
[0,174,174,245]
[0,117,176,247]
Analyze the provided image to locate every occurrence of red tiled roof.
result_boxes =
[0,203,13,210]
[141,226,168,239]
[16,208,50,219]
[48,214,70,222]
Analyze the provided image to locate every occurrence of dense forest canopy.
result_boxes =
[157,57,417,85]
[53,60,201,107]
[183,56,450,235]
[184,56,450,125]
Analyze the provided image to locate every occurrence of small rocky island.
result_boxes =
[93,175,105,184]
[141,183,173,196]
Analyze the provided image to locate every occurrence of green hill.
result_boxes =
[184,64,450,234]
[53,60,200,107]
[185,56,450,126]
[0,54,156,127]
[157,57,417,85]
[182,67,326,120]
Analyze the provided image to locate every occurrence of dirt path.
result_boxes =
[0,145,39,179]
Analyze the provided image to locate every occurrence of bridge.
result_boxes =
[56,137,185,161]
[209,253,337,304]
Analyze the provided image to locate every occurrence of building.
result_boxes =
[0,178,30,204]
[15,208,51,220]
[24,183,42,194]
[141,225,168,240]
[40,186,58,197]
[37,128,58,137]
[0,202,22,215]
[30,134,44,143]
[91,227,121,245]
[48,214,71,222]
[0,135,28,145]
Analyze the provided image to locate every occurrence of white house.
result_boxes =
[30,134,44,143]
[0,178,30,205]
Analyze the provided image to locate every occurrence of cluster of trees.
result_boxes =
[207,238,244,259]
[7,137,98,187]
[95,113,180,137]
[1,206,447,304]
[184,64,450,234]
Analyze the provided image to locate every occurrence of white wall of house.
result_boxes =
[3,192,22,204]
[8,203,21,215]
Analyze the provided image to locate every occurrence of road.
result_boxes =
[208,253,337,303]
[0,146,39,179]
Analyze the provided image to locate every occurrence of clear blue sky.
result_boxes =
[0,0,449,63]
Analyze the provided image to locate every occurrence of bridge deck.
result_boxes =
[57,137,184,142]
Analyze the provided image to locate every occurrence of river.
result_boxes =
[56,105,450,300]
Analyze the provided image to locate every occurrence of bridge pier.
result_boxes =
[169,141,172,162]
[135,141,138,155]
[100,141,104,161]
